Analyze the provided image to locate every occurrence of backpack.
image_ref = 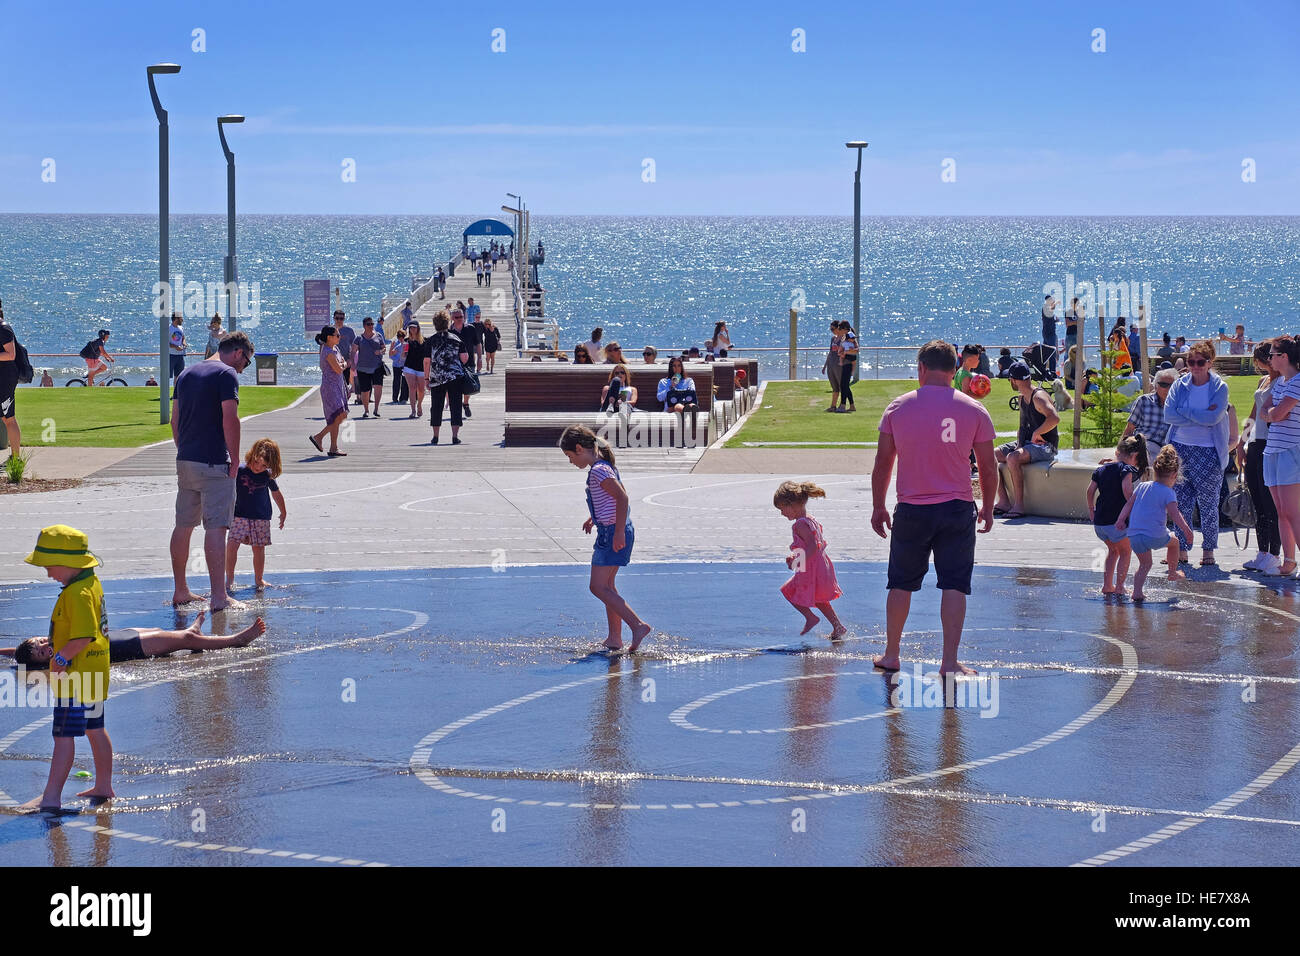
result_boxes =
[79,338,100,360]
[2,322,33,384]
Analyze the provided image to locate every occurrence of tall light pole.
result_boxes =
[506,192,522,275]
[218,115,245,332]
[149,63,181,423]
[502,201,523,351]
[846,142,867,385]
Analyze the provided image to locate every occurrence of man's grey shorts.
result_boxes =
[996,440,1057,464]
[175,460,235,529]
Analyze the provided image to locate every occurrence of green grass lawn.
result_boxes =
[10,386,309,448]
[728,377,1264,449]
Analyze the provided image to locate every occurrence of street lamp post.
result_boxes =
[218,115,245,333]
[846,142,868,385]
[149,63,181,424]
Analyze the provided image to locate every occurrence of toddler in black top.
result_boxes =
[225,438,287,592]
[1086,434,1148,597]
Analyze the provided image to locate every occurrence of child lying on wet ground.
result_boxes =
[4,610,264,668]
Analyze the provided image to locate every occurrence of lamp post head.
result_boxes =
[845,141,869,149]
[147,63,181,120]
[217,115,244,161]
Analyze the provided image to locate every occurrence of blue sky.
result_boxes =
[1,0,1298,214]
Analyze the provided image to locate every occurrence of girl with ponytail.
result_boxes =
[559,425,652,652]
[773,481,846,638]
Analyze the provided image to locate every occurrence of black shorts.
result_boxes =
[0,377,15,419]
[108,632,146,663]
[357,369,383,392]
[886,499,977,594]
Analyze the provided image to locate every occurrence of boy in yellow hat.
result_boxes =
[20,525,114,812]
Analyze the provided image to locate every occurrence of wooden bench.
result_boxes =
[504,410,712,449]
[503,362,718,447]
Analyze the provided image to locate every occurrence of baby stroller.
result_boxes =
[1008,343,1058,411]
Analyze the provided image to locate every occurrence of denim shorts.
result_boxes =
[52,701,106,738]
[997,440,1057,464]
[1264,445,1300,487]
[1094,524,1128,544]
[593,522,634,567]
[1127,532,1173,556]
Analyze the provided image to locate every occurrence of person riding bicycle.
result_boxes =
[78,329,113,386]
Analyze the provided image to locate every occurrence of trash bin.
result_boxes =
[254,353,278,385]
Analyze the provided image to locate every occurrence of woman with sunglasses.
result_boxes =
[574,344,593,365]
[1263,335,1300,577]
[1163,341,1231,566]
[1240,342,1283,574]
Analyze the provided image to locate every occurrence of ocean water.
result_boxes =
[1,214,1297,383]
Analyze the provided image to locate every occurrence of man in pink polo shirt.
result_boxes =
[871,340,997,676]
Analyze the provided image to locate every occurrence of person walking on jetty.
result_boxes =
[1164,341,1230,567]
[559,424,653,653]
[17,525,114,812]
[309,326,349,457]
[351,316,386,419]
[451,308,480,419]
[402,323,429,418]
[170,331,254,612]
[994,361,1060,518]
[390,327,409,403]
[775,481,846,640]
[872,341,996,676]
[482,318,501,374]
[426,312,468,446]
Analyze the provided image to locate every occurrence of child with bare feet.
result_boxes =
[1114,445,1195,601]
[774,481,847,639]
[1087,434,1148,598]
[5,610,266,667]
[226,438,286,592]
[15,526,113,812]
[559,425,653,653]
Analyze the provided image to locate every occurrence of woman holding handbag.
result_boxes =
[425,311,469,446]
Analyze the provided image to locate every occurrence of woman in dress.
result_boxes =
[309,326,348,457]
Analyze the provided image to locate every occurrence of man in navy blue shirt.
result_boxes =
[169,330,253,612]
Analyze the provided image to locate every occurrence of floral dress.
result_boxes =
[320,344,347,424]
[780,516,842,607]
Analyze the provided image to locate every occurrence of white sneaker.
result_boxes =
[1244,551,1266,571]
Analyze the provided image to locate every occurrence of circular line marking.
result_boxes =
[670,671,897,733]
[0,605,428,866]
[640,476,863,512]
[410,627,1138,811]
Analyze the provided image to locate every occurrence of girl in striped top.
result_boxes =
[1264,335,1300,576]
[559,425,653,653]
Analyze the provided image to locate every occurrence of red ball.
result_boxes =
[968,373,992,398]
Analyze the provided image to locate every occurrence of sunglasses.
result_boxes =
[1156,381,1172,388]
[1189,359,1209,367]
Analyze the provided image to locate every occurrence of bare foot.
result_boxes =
[255,579,270,590]
[17,796,58,813]
[799,614,820,636]
[601,638,624,652]
[1113,588,1128,599]
[1101,586,1116,595]
[184,609,207,637]
[939,662,979,676]
[172,590,205,607]
[210,595,246,613]
[1132,590,1145,602]
[629,622,653,653]
[1167,570,1186,582]
[76,786,115,799]
[234,617,266,647]
[828,625,848,641]
[872,654,900,672]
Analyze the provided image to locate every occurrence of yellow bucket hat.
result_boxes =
[24,525,100,569]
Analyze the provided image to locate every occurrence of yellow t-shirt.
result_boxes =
[48,569,109,703]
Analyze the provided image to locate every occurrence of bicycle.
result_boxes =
[66,360,127,387]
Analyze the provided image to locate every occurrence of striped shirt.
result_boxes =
[588,460,621,524]
[1266,374,1300,452]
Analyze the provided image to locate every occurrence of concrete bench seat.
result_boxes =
[998,447,1111,520]
[503,410,714,448]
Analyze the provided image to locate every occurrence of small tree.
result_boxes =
[1083,348,1130,448]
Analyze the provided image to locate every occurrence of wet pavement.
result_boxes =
[2,562,1297,866]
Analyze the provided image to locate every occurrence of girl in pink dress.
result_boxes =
[775,481,846,639]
